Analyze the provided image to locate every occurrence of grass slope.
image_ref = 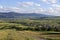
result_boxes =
[0,30,60,40]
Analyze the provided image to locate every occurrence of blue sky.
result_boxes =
[0,0,60,16]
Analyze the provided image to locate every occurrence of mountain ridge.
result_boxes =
[0,12,54,19]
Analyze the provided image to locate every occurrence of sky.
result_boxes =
[0,0,60,16]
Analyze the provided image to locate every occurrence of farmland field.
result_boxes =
[0,19,60,40]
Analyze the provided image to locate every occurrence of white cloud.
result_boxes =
[48,7,54,13]
[18,2,40,7]
[45,5,60,16]
[0,6,24,13]
[51,4,60,13]
[33,8,46,13]
[9,7,21,12]
[0,5,3,9]
[50,0,56,4]
[18,2,33,7]
[42,0,50,4]
[42,0,48,3]
[42,0,57,4]
[52,4,60,7]
[35,3,40,6]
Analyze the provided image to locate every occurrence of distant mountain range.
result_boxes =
[0,12,52,18]
[0,12,60,19]
[0,12,49,18]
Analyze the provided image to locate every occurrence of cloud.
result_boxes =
[0,5,3,9]
[51,4,60,13]
[50,0,56,4]
[46,7,54,14]
[0,6,7,12]
[41,0,60,16]
[9,7,21,12]
[18,2,40,7]
[42,0,49,4]
[0,6,23,12]
[52,4,60,7]
[42,0,57,4]
[45,4,60,16]
[33,8,46,13]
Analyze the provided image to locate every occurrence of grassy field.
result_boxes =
[0,19,60,40]
[0,30,59,40]
[0,30,42,40]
